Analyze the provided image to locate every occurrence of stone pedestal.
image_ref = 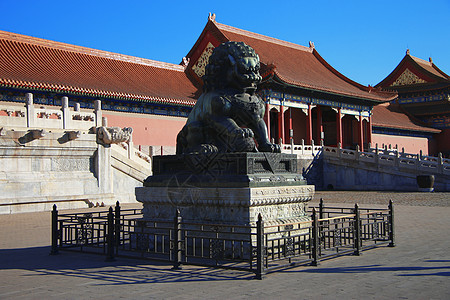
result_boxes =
[136,153,314,226]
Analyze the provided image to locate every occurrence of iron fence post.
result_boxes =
[311,208,320,266]
[172,209,182,270]
[319,198,324,219]
[50,204,59,255]
[115,201,121,247]
[105,207,115,261]
[388,200,395,247]
[255,213,265,280]
[354,203,361,256]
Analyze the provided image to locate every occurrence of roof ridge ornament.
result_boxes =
[208,12,216,22]
[406,49,410,55]
[429,57,433,64]
[309,41,315,49]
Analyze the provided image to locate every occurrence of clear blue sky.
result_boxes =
[1,0,449,86]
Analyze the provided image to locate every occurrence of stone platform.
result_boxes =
[136,153,314,226]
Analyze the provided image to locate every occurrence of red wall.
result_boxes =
[372,133,429,155]
[286,107,307,144]
[435,128,450,157]
[103,111,187,147]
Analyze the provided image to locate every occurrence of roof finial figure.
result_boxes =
[309,41,315,49]
[406,49,410,55]
[429,57,433,63]
[208,12,216,22]
[181,56,190,68]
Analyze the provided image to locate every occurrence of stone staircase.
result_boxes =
[0,96,151,213]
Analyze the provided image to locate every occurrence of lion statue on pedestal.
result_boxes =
[176,41,280,155]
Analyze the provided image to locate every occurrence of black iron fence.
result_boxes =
[50,199,395,279]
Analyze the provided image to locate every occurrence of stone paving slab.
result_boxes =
[315,191,450,207]
[1,193,450,299]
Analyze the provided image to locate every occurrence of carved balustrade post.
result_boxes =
[290,137,294,154]
[338,142,342,159]
[301,139,305,155]
[128,134,134,159]
[61,96,69,129]
[356,145,360,161]
[25,93,35,128]
[395,150,400,168]
[94,100,103,127]
[438,153,444,174]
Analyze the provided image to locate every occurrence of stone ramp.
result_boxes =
[284,144,450,192]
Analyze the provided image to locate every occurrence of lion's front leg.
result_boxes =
[208,115,257,152]
[251,118,281,153]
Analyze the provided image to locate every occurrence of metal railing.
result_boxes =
[50,200,395,279]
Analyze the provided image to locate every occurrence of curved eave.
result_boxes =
[269,72,396,106]
[372,123,440,134]
[0,80,196,107]
[393,82,450,94]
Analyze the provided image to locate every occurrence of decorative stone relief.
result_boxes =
[191,42,215,78]
[52,158,91,172]
[391,68,426,86]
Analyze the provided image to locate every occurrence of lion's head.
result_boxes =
[203,41,262,94]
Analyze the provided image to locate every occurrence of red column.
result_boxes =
[317,106,323,143]
[265,102,270,140]
[289,108,293,141]
[336,108,342,146]
[278,105,285,144]
[306,105,312,144]
[368,115,373,146]
[359,115,364,152]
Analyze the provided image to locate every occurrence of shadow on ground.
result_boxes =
[278,264,450,277]
[0,246,254,285]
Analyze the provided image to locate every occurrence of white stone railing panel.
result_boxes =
[34,107,62,128]
[70,111,96,130]
[1,93,100,131]
[0,105,27,127]
[281,141,322,156]
[358,152,376,163]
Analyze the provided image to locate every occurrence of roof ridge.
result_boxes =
[0,30,185,72]
[215,22,313,53]
[410,54,432,66]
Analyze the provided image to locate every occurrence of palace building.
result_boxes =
[0,15,444,155]
[376,50,449,156]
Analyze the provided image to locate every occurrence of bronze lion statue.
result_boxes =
[176,41,280,155]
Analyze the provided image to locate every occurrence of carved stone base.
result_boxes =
[135,185,314,226]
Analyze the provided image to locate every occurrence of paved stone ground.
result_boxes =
[1,192,449,299]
